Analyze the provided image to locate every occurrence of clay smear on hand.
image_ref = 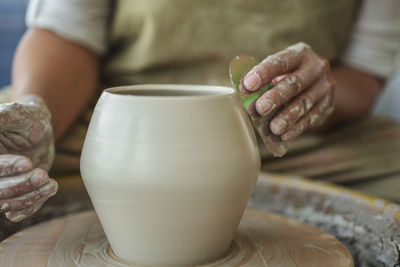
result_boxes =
[0,95,54,170]
[0,95,57,222]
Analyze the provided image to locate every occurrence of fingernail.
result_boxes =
[30,169,46,187]
[9,213,27,222]
[15,158,32,173]
[39,181,57,196]
[244,71,260,91]
[40,182,54,192]
[0,202,9,212]
[271,119,287,135]
[50,182,59,197]
[256,99,274,116]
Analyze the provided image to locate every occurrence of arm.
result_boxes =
[323,64,384,128]
[12,28,99,140]
[0,29,99,222]
[326,0,399,127]
[1,0,110,222]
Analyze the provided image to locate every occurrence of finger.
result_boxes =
[0,168,48,198]
[255,58,326,117]
[3,132,33,150]
[241,42,310,92]
[0,179,57,213]
[0,155,33,177]
[0,103,26,130]
[272,74,286,84]
[0,132,21,151]
[0,101,50,146]
[280,94,334,142]
[28,119,52,146]
[0,141,6,154]
[6,200,46,222]
[269,77,333,135]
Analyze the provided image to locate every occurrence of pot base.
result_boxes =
[0,209,353,267]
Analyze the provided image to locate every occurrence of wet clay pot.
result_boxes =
[80,84,261,266]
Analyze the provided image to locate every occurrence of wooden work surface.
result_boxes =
[0,209,352,267]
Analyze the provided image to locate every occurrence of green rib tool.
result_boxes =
[229,56,274,110]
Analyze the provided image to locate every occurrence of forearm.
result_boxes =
[12,28,99,140]
[322,64,384,128]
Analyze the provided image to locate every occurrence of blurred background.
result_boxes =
[0,0,398,120]
[0,0,28,88]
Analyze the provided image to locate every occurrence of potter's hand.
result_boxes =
[241,42,335,142]
[0,95,57,222]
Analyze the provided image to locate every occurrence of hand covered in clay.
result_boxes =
[241,42,335,142]
[0,95,57,222]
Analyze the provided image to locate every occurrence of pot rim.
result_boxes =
[104,84,236,101]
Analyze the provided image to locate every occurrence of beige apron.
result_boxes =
[54,0,359,168]
[103,0,358,86]
[42,1,400,201]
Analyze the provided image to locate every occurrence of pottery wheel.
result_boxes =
[0,209,353,267]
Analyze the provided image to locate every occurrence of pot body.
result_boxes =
[80,84,260,266]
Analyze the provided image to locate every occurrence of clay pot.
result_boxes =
[80,84,260,266]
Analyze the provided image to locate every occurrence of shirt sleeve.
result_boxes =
[26,0,111,55]
[341,0,400,78]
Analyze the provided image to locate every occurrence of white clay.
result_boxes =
[80,84,261,266]
[287,42,310,54]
